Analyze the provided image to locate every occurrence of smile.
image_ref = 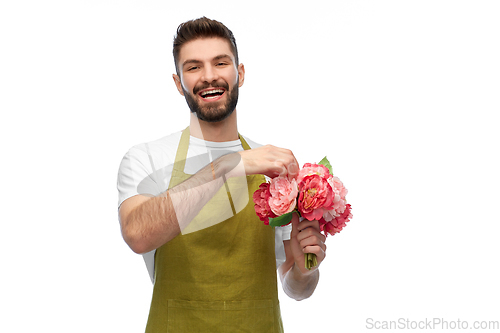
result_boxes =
[198,88,226,101]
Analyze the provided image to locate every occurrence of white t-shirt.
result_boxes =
[117,130,292,283]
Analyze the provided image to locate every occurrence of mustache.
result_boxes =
[193,81,230,95]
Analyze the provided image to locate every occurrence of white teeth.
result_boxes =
[201,89,224,97]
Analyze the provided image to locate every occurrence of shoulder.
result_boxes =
[118,130,183,181]
[137,130,182,155]
[117,130,183,207]
[123,130,183,162]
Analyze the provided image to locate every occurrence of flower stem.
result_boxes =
[305,253,318,270]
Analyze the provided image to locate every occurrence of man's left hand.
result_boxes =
[289,213,327,275]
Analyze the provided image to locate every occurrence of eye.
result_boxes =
[216,62,228,66]
[187,66,198,71]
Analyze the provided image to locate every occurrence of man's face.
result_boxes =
[173,37,245,122]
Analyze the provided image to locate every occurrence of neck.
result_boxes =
[189,110,239,142]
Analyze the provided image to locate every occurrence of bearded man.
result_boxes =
[117,17,327,332]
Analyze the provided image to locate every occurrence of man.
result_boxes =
[117,17,327,332]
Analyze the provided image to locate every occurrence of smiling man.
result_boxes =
[117,17,327,332]
[175,39,240,123]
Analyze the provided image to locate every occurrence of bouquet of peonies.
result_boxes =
[252,157,352,270]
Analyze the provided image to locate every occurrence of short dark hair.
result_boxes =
[173,17,239,74]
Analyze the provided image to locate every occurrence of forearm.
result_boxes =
[124,153,244,253]
[281,263,320,301]
[124,191,180,253]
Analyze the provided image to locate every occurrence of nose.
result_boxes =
[201,64,219,84]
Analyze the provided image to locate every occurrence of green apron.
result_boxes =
[145,127,284,332]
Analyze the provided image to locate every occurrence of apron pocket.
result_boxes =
[166,299,275,333]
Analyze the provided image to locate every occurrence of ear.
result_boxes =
[172,74,184,96]
[237,63,245,88]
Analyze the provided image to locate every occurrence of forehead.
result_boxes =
[178,37,235,64]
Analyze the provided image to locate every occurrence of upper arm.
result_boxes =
[117,145,160,228]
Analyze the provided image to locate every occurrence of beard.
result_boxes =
[182,80,239,123]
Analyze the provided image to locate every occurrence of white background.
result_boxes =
[1,0,499,332]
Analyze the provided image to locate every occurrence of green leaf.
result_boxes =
[269,212,293,227]
[318,156,333,175]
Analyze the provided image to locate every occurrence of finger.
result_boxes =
[296,229,326,247]
[302,245,326,263]
[298,227,326,244]
[281,149,299,180]
[299,235,327,252]
[290,212,300,238]
[302,244,326,256]
[297,219,321,233]
[286,155,299,180]
[273,157,296,179]
[268,147,298,179]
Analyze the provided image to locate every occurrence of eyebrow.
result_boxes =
[182,54,233,67]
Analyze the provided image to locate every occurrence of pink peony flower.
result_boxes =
[297,163,331,184]
[329,176,348,200]
[252,182,277,225]
[323,176,349,220]
[322,207,339,222]
[253,158,353,238]
[268,177,298,216]
[297,174,335,221]
[320,204,352,236]
[337,203,353,225]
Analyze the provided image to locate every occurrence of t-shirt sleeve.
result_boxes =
[117,145,161,209]
[274,223,292,269]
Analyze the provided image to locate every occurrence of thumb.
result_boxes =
[290,212,300,238]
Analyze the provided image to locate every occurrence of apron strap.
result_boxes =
[172,127,252,183]
[239,133,252,151]
[171,127,191,184]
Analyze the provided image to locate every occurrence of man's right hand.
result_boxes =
[238,145,299,180]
